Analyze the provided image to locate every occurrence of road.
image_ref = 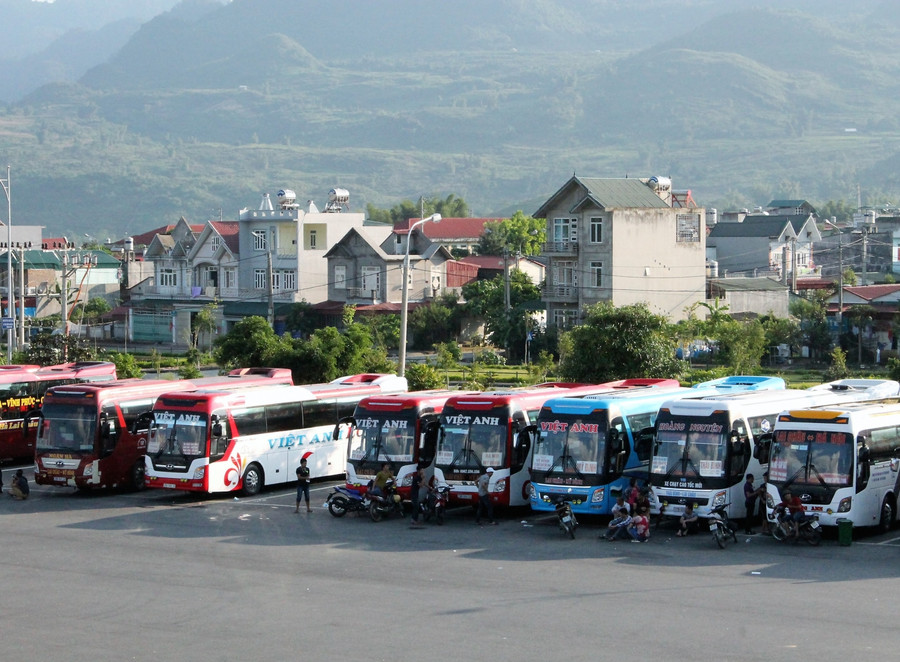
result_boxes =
[3,468,899,662]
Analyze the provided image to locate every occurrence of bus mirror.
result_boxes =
[212,422,224,438]
[616,450,627,473]
[607,429,621,452]
[512,411,529,432]
[753,432,772,462]
[333,415,355,441]
[100,420,111,438]
[131,411,153,435]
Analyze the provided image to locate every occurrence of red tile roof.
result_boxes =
[394,217,501,239]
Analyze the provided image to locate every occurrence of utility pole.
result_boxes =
[503,248,511,358]
[18,244,25,349]
[1,166,13,361]
[266,248,274,326]
[61,249,69,362]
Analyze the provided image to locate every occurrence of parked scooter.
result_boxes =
[555,495,578,539]
[421,484,452,524]
[706,503,739,548]
[369,479,404,522]
[325,484,370,517]
[769,509,822,546]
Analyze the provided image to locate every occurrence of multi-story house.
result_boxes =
[534,175,706,326]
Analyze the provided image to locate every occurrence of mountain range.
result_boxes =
[1,0,899,241]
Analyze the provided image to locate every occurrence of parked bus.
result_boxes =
[766,401,900,532]
[529,376,786,516]
[433,379,680,509]
[648,379,900,521]
[144,373,408,495]
[33,368,293,490]
[0,361,117,462]
[336,390,479,500]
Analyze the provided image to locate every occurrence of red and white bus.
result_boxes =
[337,390,479,500]
[144,373,408,495]
[0,361,117,462]
[33,368,293,490]
[434,379,681,509]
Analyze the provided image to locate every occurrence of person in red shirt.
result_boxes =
[776,489,805,538]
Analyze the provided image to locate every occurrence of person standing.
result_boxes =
[760,471,771,534]
[410,465,428,524]
[294,458,311,513]
[743,473,762,534]
[10,469,29,500]
[476,467,497,525]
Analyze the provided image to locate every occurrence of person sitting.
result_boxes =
[629,507,650,542]
[676,501,698,537]
[9,469,29,500]
[776,489,806,538]
[369,462,393,498]
[602,506,633,541]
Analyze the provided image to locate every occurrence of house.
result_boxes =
[393,217,500,257]
[457,255,545,286]
[826,284,900,356]
[322,225,477,326]
[706,277,791,319]
[533,175,706,326]
[707,213,821,282]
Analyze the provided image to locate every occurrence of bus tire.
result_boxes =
[878,496,895,534]
[130,460,146,491]
[241,464,264,496]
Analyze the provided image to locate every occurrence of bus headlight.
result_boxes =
[82,464,93,477]
[493,478,507,493]
[192,467,206,480]
[712,491,727,507]
[838,497,852,513]
[766,493,775,508]
[400,474,413,487]
[591,487,604,503]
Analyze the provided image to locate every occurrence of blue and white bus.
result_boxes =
[648,378,900,521]
[528,376,786,516]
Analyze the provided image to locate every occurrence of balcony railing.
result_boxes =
[543,284,577,301]
[542,241,578,255]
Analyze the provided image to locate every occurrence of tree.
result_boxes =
[70,297,112,325]
[475,211,545,256]
[405,363,445,391]
[110,352,143,378]
[26,332,98,364]
[716,318,767,374]
[462,270,541,361]
[558,303,684,382]
[408,296,460,349]
[366,194,469,225]
[212,316,287,370]
[284,301,318,338]
[790,294,832,361]
[191,303,218,350]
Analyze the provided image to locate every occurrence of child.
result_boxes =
[629,507,650,542]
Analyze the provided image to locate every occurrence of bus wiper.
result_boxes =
[808,462,828,488]
[548,443,584,479]
[360,432,383,463]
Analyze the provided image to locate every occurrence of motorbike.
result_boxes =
[368,479,404,522]
[420,484,452,525]
[706,503,739,549]
[555,496,578,539]
[769,509,822,546]
[325,484,370,517]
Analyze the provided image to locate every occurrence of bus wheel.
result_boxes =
[130,460,146,491]
[878,497,895,534]
[242,464,264,496]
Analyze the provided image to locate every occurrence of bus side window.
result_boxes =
[512,426,535,472]
[857,435,871,492]
[100,405,118,456]
[210,412,229,461]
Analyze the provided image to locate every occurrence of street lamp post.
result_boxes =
[824,220,844,331]
[398,213,441,377]
[1,166,12,362]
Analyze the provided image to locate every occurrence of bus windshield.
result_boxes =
[37,403,97,453]
[349,415,416,464]
[436,407,509,471]
[652,412,729,487]
[533,413,607,478]
[147,410,209,464]
[771,430,853,489]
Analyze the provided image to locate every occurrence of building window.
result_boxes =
[283,270,296,291]
[225,269,236,289]
[252,230,267,251]
[334,265,346,289]
[552,218,571,243]
[309,230,317,249]
[211,237,221,252]
[590,217,603,244]
[254,269,267,289]
[361,266,380,295]
[160,268,177,288]
[590,261,602,288]
[553,309,577,329]
[271,271,282,292]
[676,214,701,243]
[206,267,218,288]
[553,260,575,286]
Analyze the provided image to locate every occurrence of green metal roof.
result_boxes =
[574,178,672,210]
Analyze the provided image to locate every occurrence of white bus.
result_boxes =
[648,379,900,521]
[143,374,407,495]
[767,401,900,532]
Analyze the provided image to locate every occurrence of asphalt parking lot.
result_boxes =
[4,467,900,662]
